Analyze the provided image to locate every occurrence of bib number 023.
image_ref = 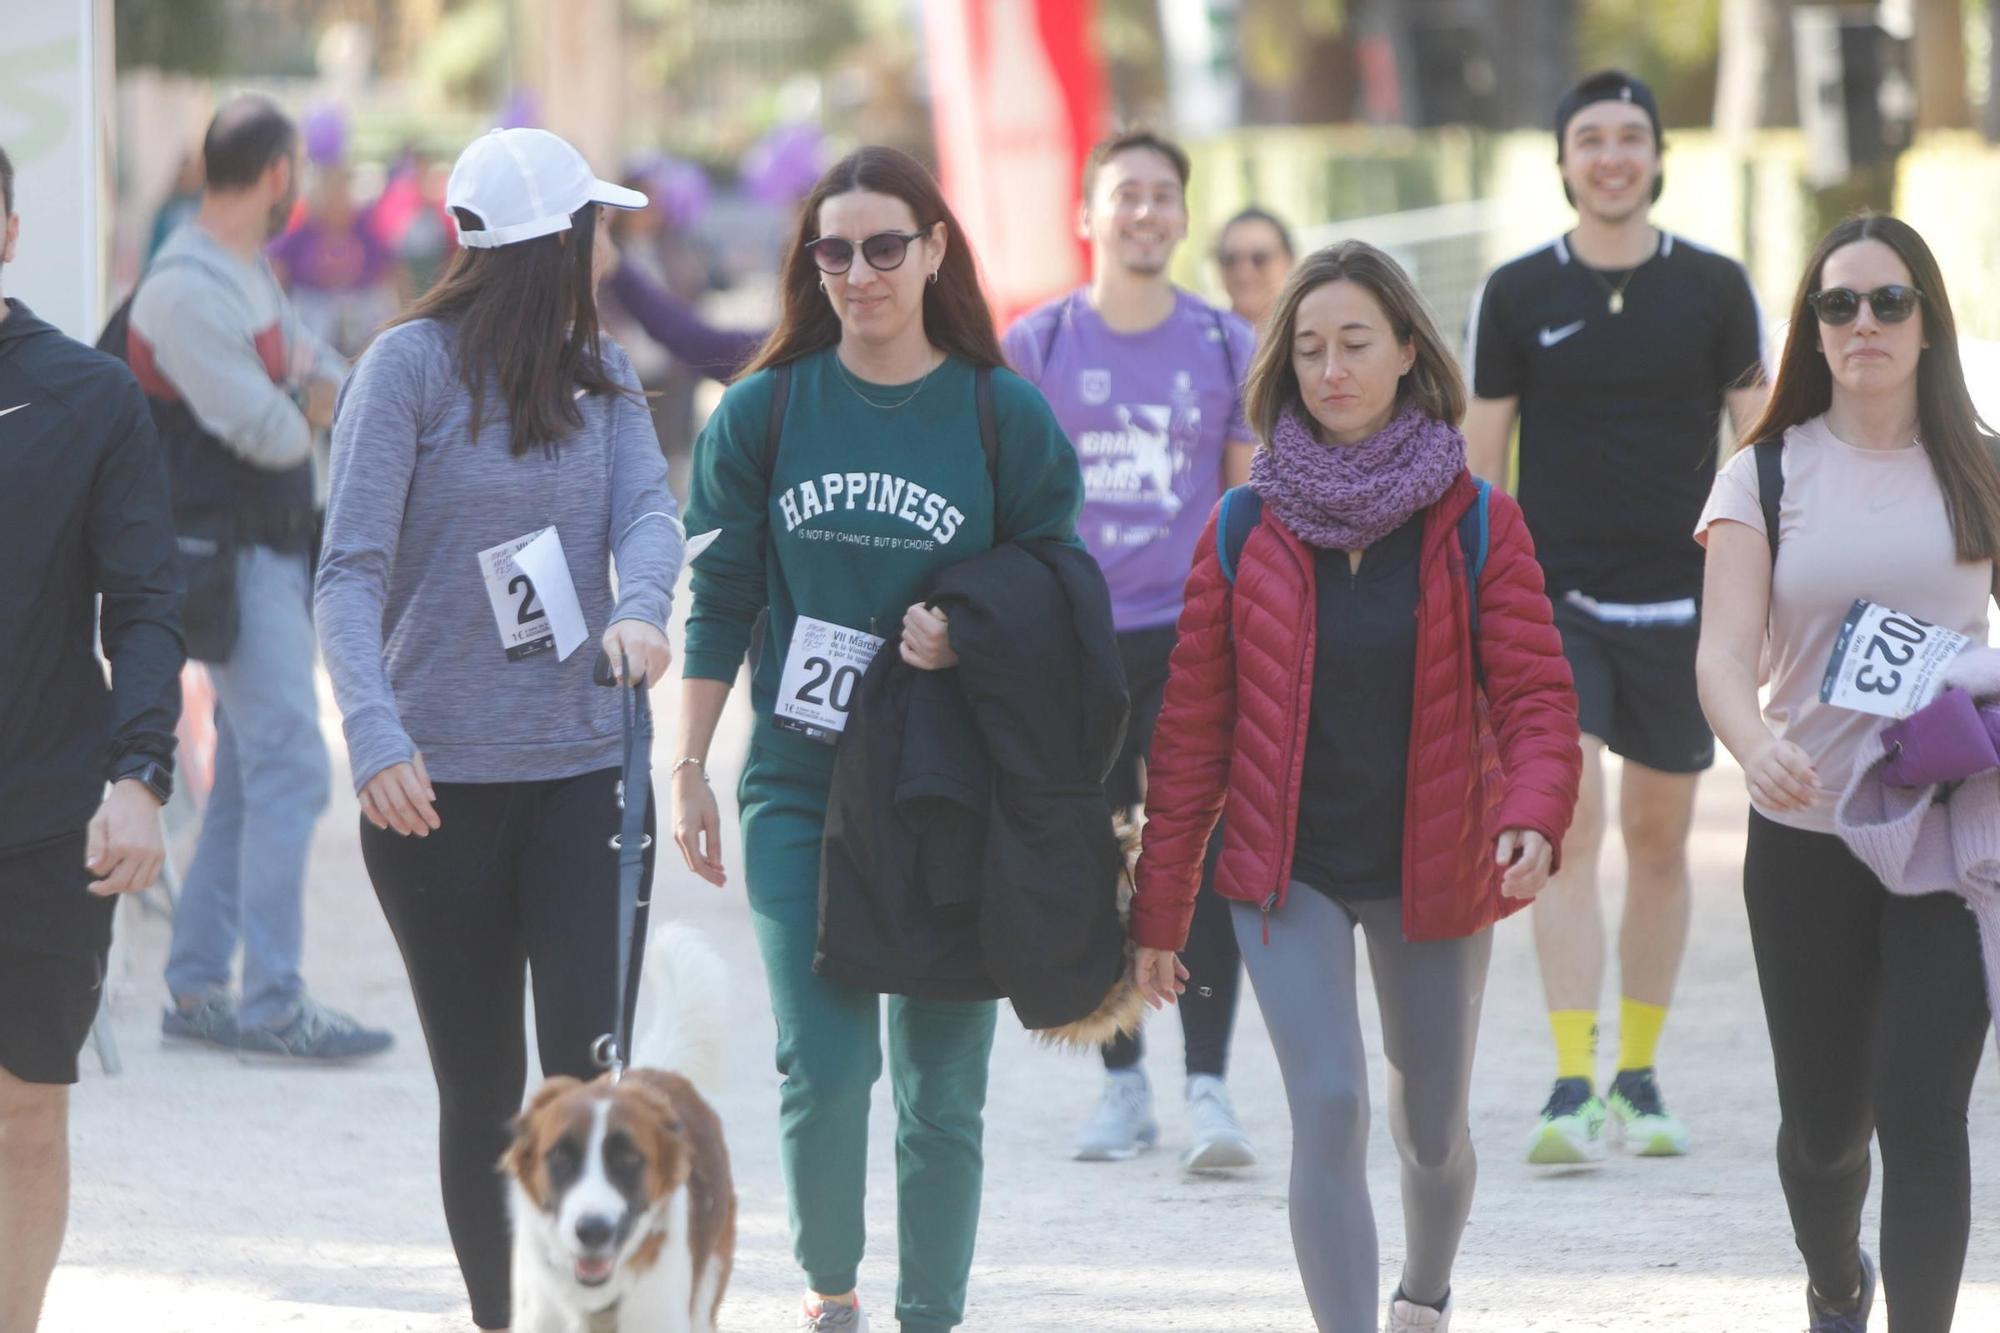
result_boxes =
[1819,600,1969,719]
[775,616,885,744]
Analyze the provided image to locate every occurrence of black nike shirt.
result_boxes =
[1469,232,1764,603]
[0,300,183,853]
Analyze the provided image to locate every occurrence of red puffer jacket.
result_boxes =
[1131,471,1581,948]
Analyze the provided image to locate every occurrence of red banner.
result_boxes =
[925,0,1107,326]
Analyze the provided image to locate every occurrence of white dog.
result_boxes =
[503,924,734,1333]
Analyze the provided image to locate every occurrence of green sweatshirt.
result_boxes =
[683,347,1084,773]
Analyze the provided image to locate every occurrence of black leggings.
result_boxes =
[1743,812,1989,1333]
[1105,625,1242,1078]
[363,767,655,1331]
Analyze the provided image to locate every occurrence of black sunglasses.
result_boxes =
[804,228,932,276]
[1806,285,1924,326]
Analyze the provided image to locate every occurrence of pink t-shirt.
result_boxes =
[1697,414,1993,832]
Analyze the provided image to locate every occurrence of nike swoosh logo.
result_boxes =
[1538,321,1586,347]
[0,403,29,418]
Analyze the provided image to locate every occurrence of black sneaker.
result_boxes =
[237,999,394,1063]
[161,991,240,1052]
[1807,1250,1876,1332]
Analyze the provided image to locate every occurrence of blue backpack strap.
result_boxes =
[1458,479,1492,684]
[1217,485,1262,585]
[1458,479,1491,635]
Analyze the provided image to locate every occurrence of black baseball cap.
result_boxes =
[1555,70,1663,159]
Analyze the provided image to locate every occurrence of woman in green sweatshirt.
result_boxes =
[671,147,1083,1333]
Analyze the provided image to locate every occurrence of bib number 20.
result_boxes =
[794,656,860,713]
[775,615,885,744]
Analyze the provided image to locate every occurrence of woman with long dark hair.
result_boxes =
[1695,214,1996,1333]
[315,129,683,1331]
[1129,241,1580,1332]
[670,146,1083,1333]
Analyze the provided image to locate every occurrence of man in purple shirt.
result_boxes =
[1004,129,1259,1172]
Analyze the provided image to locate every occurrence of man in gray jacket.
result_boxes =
[128,95,389,1061]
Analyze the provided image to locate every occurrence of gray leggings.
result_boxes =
[1233,887,1493,1333]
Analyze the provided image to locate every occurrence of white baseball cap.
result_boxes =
[445,128,648,249]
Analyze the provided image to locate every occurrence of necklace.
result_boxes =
[1586,264,1639,315]
[834,351,940,411]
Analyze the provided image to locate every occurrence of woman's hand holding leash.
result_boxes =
[1133,946,1189,1009]
[1496,827,1553,899]
[362,751,440,837]
[900,603,959,671]
[602,619,674,687]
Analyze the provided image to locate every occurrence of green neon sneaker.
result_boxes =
[1526,1076,1607,1165]
[1608,1067,1691,1157]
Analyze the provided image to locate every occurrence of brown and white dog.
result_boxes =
[504,924,736,1333]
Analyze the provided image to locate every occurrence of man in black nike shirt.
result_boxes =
[0,144,184,1330]
[1465,72,1767,1167]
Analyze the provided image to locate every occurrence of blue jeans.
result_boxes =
[165,545,331,1029]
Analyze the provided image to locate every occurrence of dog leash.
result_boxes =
[592,647,653,1083]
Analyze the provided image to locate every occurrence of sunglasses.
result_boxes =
[1220,249,1278,271]
[1806,285,1924,326]
[804,228,932,276]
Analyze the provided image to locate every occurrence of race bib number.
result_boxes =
[1819,600,1969,718]
[478,530,556,661]
[774,616,884,744]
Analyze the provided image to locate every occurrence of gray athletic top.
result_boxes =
[316,318,682,791]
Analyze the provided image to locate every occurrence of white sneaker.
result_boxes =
[1072,1069,1158,1161]
[1384,1290,1452,1331]
[800,1295,869,1331]
[1182,1074,1256,1172]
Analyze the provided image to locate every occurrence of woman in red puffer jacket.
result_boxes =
[1129,240,1580,1333]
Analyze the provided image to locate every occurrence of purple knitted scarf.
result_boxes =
[1249,404,1466,550]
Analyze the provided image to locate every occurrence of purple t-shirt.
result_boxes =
[267,217,392,294]
[1005,288,1255,630]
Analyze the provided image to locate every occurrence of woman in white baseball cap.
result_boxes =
[315,126,683,1331]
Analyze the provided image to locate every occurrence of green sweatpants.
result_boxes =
[739,744,997,1333]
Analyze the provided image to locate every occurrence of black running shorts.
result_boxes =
[1554,599,1716,775]
[0,831,117,1085]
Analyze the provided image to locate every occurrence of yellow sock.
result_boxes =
[1549,1010,1597,1086]
[1618,997,1669,1073]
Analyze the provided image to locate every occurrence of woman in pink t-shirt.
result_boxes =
[1696,214,1997,1333]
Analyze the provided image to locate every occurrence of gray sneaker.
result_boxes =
[161,991,239,1052]
[1183,1074,1257,1172]
[237,998,394,1063]
[1073,1069,1158,1161]
[799,1297,869,1331]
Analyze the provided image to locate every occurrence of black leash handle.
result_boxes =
[592,647,653,1080]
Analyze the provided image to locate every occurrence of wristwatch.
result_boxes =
[113,758,174,806]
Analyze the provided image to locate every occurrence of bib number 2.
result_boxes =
[479,530,559,660]
[775,616,884,744]
[509,574,545,626]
